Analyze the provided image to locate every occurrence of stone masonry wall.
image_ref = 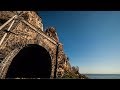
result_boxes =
[0,11,71,79]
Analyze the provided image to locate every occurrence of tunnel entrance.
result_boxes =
[5,44,52,79]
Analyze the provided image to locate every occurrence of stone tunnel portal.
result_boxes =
[5,44,52,79]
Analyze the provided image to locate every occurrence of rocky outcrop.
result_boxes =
[45,27,59,42]
[20,11,43,31]
[0,11,87,79]
[0,11,57,78]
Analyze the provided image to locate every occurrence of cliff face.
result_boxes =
[20,11,43,31]
[0,11,43,30]
[0,11,87,79]
[45,27,59,43]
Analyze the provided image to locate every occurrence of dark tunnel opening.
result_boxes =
[5,44,52,79]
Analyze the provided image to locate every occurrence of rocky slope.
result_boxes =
[0,11,88,79]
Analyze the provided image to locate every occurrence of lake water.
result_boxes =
[85,74,120,79]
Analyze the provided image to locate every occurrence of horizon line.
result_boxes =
[82,73,120,74]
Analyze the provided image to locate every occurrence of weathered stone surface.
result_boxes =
[0,11,87,79]
[45,27,59,42]
[0,11,74,79]
[0,11,16,21]
[20,11,43,31]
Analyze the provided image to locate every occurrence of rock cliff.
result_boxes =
[0,11,88,79]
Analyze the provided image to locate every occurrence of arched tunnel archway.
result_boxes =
[5,44,52,78]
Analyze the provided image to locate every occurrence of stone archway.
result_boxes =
[5,44,52,79]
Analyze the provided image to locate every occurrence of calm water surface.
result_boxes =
[85,74,120,79]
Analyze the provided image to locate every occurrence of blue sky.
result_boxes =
[38,11,120,74]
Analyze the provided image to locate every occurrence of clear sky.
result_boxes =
[38,11,120,74]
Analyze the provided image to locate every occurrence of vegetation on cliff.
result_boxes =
[62,66,88,79]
